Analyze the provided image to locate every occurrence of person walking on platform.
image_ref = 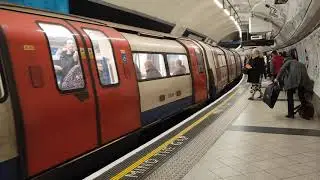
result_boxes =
[271,50,284,80]
[275,49,314,119]
[246,49,265,100]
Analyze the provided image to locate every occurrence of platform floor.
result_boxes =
[183,79,320,180]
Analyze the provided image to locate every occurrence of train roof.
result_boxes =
[0,2,177,40]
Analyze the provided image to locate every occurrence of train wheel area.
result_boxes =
[84,76,249,180]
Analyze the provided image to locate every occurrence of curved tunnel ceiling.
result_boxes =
[98,0,240,42]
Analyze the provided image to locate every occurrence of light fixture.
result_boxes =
[213,0,242,40]
[214,0,223,9]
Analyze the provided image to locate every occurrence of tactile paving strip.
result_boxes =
[86,77,250,180]
[145,83,250,180]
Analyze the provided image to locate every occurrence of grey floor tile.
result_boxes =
[244,171,279,180]
[251,159,282,170]
[211,166,242,178]
[286,153,319,163]
[224,174,249,180]
[265,167,299,179]
[283,172,320,180]
[229,163,262,174]
[183,165,222,180]
[286,163,319,175]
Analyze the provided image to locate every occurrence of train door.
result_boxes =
[0,12,98,177]
[0,30,19,180]
[67,21,141,144]
[211,47,228,90]
[179,40,208,103]
[209,47,223,92]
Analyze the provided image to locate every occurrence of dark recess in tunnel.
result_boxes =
[69,0,174,33]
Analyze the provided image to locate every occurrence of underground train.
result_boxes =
[0,4,244,180]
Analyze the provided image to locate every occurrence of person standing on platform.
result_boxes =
[275,49,314,119]
[246,49,265,100]
[271,50,284,80]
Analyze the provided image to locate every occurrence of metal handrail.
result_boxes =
[220,0,242,26]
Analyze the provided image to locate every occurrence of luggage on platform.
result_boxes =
[263,83,281,108]
[294,102,315,120]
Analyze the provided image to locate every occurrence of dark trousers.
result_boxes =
[287,87,306,116]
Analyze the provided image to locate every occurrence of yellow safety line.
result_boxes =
[111,89,239,180]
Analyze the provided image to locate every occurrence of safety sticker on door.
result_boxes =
[120,50,127,64]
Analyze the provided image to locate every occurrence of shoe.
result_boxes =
[248,97,254,100]
[286,115,294,119]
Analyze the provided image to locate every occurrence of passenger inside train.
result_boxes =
[167,54,190,76]
[39,23,83,90]
[83,28,119,85]
[133,53,167,80]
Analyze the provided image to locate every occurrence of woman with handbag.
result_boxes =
[246,49,265,100]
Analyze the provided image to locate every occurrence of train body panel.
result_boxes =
[179,39,208,104]
[232,51,242,77]
[222,49,237,82]
[193,40,219,98]
[122,33,193,125]
[68,21,141,145]
[211,47,229,90]
[138,76,193,125]
[0,11,101,176]
[0,4,242,179]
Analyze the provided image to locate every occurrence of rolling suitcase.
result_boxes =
[263,83,281,108]
[294,102,314,120]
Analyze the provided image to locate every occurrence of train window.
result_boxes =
[195,48,205,73]
[167,54,190,76]
[38,23,85,91]
[231,55,235,64]
[218,55,226,67]
[83,29,119,86]
[133,53,166,80]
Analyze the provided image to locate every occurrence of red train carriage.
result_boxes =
[0,4,242,180]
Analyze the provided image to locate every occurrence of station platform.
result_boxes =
[85,76,320,180]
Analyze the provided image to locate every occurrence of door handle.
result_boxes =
[73,90,89,102]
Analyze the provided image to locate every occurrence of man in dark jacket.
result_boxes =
[275,49,314,118]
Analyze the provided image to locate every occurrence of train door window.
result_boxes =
[83,29,119,86]
[231,55,235,64]
[195,48,205,73]
[133,53,166,80]
[38,23,85,91]
[167,54,190,76]
[218,55,225,67]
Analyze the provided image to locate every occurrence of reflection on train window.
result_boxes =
[167,54,190,76]
[83,29,119,86]
[38,23,85,91]
[218,55,226,67]
[230,55,236,64]
[0,73,4,99]
[195,48,205,73]
[133,53,166,80]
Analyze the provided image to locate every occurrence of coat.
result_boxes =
[271,55,284,75]
[146,68,162,79]
[247,57,265,84]
[60,50,78,78]
[61,65,84,90]
[277,58,314,92]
